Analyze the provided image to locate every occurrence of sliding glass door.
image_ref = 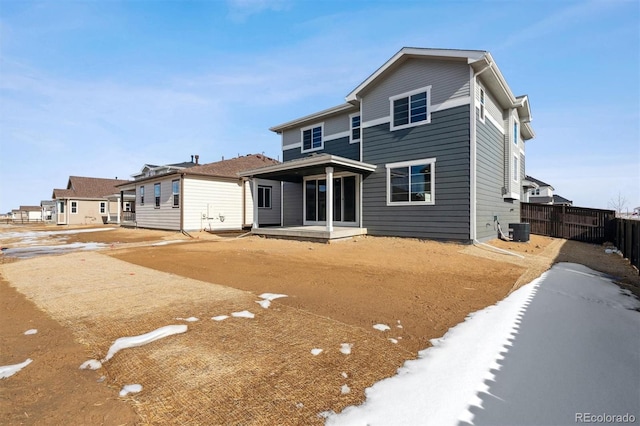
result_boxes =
[304,175,357,225]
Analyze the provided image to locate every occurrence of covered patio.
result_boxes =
[239,154,376,242]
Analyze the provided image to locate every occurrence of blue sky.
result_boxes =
[1,0,638,214]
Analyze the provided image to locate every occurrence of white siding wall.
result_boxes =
[183,177,244,231]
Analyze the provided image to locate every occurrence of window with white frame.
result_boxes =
[71,201,78,214]
[513,155,519,182]
[479,88,486,122]
[172,180,179,207]
[140,186,145,205]
[99,202,106,214]
[390,86,431,131]
[350,114,361,143]
[154,183,161,208]
[302,125,323,152]
[386,158,435,205]
[513,120,519,146]
[258,185,272,209]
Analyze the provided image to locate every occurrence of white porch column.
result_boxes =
[326,167,334,232]
[117,194,121,224]
[252,178,259,229]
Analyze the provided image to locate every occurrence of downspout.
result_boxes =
[180,173,185,233]
[470,59,492,242]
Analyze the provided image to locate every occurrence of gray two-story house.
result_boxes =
[240,47,534,242]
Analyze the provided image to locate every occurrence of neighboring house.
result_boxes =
[41,200,56,223]
[241,47,535,242]
[10,206,42,223]
[52,176,130,225]
[525,175,573,206]
[117,154,280,232]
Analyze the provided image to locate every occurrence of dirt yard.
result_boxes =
[1,225,638,425]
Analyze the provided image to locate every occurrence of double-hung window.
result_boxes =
[350,114,361,143]
[140,186,145,205]
[71,201,78,214]
[302,125,323,152]
[386,158,436,205]
[154,183,161,208]
[258,185,272,209]
[99,202,106,214]
[172,180,180,207]
[390,86,431,130]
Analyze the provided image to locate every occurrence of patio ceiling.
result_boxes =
[238,154,377,183]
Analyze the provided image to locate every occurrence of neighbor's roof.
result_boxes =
[184,154,280,179]
[525,175,554,189]
[553,194,573,205]
[271,47,534,140]
[19,205,41,211]
[52,176,130,199]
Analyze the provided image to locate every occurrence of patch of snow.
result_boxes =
[388,338,398,344]
[341,372,348,379]
[103,325,188,362]
[211,315,229,321]
[97,376,106,383]
[24,329,38,335]
[231,310,255,319]
[176,317,199,322]
[373,324,390,331]
[340,343,352,355]
[256,299,271,309]
[341,384,351,395]
[79,359,103,370]
[119,384,143,397]
[151,240,185,246]
[318,410,336,419]
[259,293,288,301]
[325,274,545,426]
[296,402,304,409]
[311,348,323,356]
[0,358,32,379]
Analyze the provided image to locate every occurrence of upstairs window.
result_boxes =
[390,86,431,130]
[140,186,145,205]
[386,158,436,205]
[172,180,180,207]
[154,183,161,208]
[302,125,323,152]
[258,185,272,209]
[513,121,519,146]
[479,88,486,122]
[350,114,361,143]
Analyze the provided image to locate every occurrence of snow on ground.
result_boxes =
[119,384,143,397]
[0,359,33,379]
[24,329,37,335]
[255,293,288,309]
[80,324,188,369]
[339,343,353,355]
[372,324,390,331]
[175,317,199,322]
[151,240,185,246]
[325,274,544,425]
[211,315,229,321]
[311,348,323,356]
[2,242,108,259]
[256,299,271,309]
[231,310,255,319]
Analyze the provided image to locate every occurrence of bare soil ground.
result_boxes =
[1,224,638,425]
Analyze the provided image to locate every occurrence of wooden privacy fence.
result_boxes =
[520,203,616,244]
[616,218,640,274]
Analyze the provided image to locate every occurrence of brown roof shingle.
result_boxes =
[184,154,280,179]
[52,176,130,199]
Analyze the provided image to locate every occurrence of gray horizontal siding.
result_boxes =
[283,136,360,161]
[282,182,302,226]
[362,105,471,241]
[363,58,470,122]
[476,109,519,241]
